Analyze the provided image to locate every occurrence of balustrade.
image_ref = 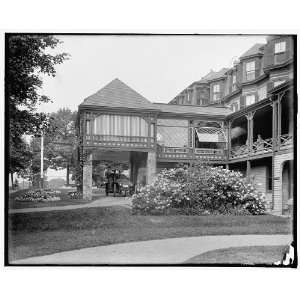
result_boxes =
[157,146,226,161]
[279,134,293,148]
[84,134,155,148]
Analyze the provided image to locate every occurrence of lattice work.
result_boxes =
[157,119,188,127]
[195,127,226,143]
[157,126,188,147]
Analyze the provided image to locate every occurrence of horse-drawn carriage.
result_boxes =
[104,168,134,197]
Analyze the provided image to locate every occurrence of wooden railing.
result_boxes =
[157,146,226,161]
[84,134,155,149]
[230,137,274,159]
[279,134,293,149]
[252,137,273,154]
[230,144,249,158]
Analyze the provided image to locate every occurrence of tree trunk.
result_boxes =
[66,164,70,186]
[10,172,14,190]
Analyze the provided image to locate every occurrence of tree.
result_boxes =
[6,34,69,184]
[49,108,77,185]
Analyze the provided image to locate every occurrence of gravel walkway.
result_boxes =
[11,234,292,265]
[8,197,132,214]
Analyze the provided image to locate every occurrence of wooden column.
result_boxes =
[272,100,278,151]
[226,120,232,160]
[146,151,156,185]
[278,94,282,147]
[246,112,254,155]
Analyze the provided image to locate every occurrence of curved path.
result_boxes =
[8,196,132,214]
[11,234,292,265]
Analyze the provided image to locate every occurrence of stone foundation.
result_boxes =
[83,153,93,201]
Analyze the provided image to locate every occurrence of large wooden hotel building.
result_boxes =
[77,35,295,215]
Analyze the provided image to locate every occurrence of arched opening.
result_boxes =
[282,160,293,215]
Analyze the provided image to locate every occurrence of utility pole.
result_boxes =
[40,133,44,189]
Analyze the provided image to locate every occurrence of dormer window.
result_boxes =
[232,74,237,91]
[246,94,255,106]
[212,84,220,101]
[245,61,255,81]
[274,41,287,64]
[275,41,286,54]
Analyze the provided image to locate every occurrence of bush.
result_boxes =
[15,189,61,202]
[131,164,266,215]
[68,191,82,200]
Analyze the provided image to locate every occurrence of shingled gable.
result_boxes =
[240,43,265,59]
[80,78,155,110]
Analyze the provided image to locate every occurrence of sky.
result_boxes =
[38,35,267,113]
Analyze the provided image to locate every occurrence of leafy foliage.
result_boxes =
[132,164,266,215]
[15,189,61,202]
[7,34,69,176]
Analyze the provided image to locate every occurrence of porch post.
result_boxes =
[226,120,232,160]
[146,151,156,185]
[272,100,278,151]
[246,112,254,155]
[83,152,93,201]
[278,94,282,147]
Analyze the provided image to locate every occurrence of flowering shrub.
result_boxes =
[131,165,266,215]
[15,189,61,202]
[68,191,82,199]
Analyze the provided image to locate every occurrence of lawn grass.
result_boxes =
[8,188,102,209]
[184,245,289,265]
[8,205,292,261]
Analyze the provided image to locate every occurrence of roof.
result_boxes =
[194,68,229,85]
[80,78,231,117]
[152,103,231,117]
[240,43,265,59]
[80,78,155,110]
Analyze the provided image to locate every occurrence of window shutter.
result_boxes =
[240,95,246,109]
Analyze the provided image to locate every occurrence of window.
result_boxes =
[212,84,220,101]
[213,84,220,93]
[246,94,255,106]
[231,101,239,112]
[273,80,285,88]
[232,74,237,91]
[275,41,286,54]
[258,85,267,101]
[245,61,256,81]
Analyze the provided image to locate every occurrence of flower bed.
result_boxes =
[132,165,266,215]
[15,189,61,203]
[67,191,82,200]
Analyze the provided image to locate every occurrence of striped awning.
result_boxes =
[195,127,226,143]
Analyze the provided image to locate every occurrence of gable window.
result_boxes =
[275,41,286,54]
[212,84,220,101]
[245,61,256,81]
[246,94,255,106]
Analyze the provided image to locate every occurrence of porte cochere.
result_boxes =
[77,77,294,215]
